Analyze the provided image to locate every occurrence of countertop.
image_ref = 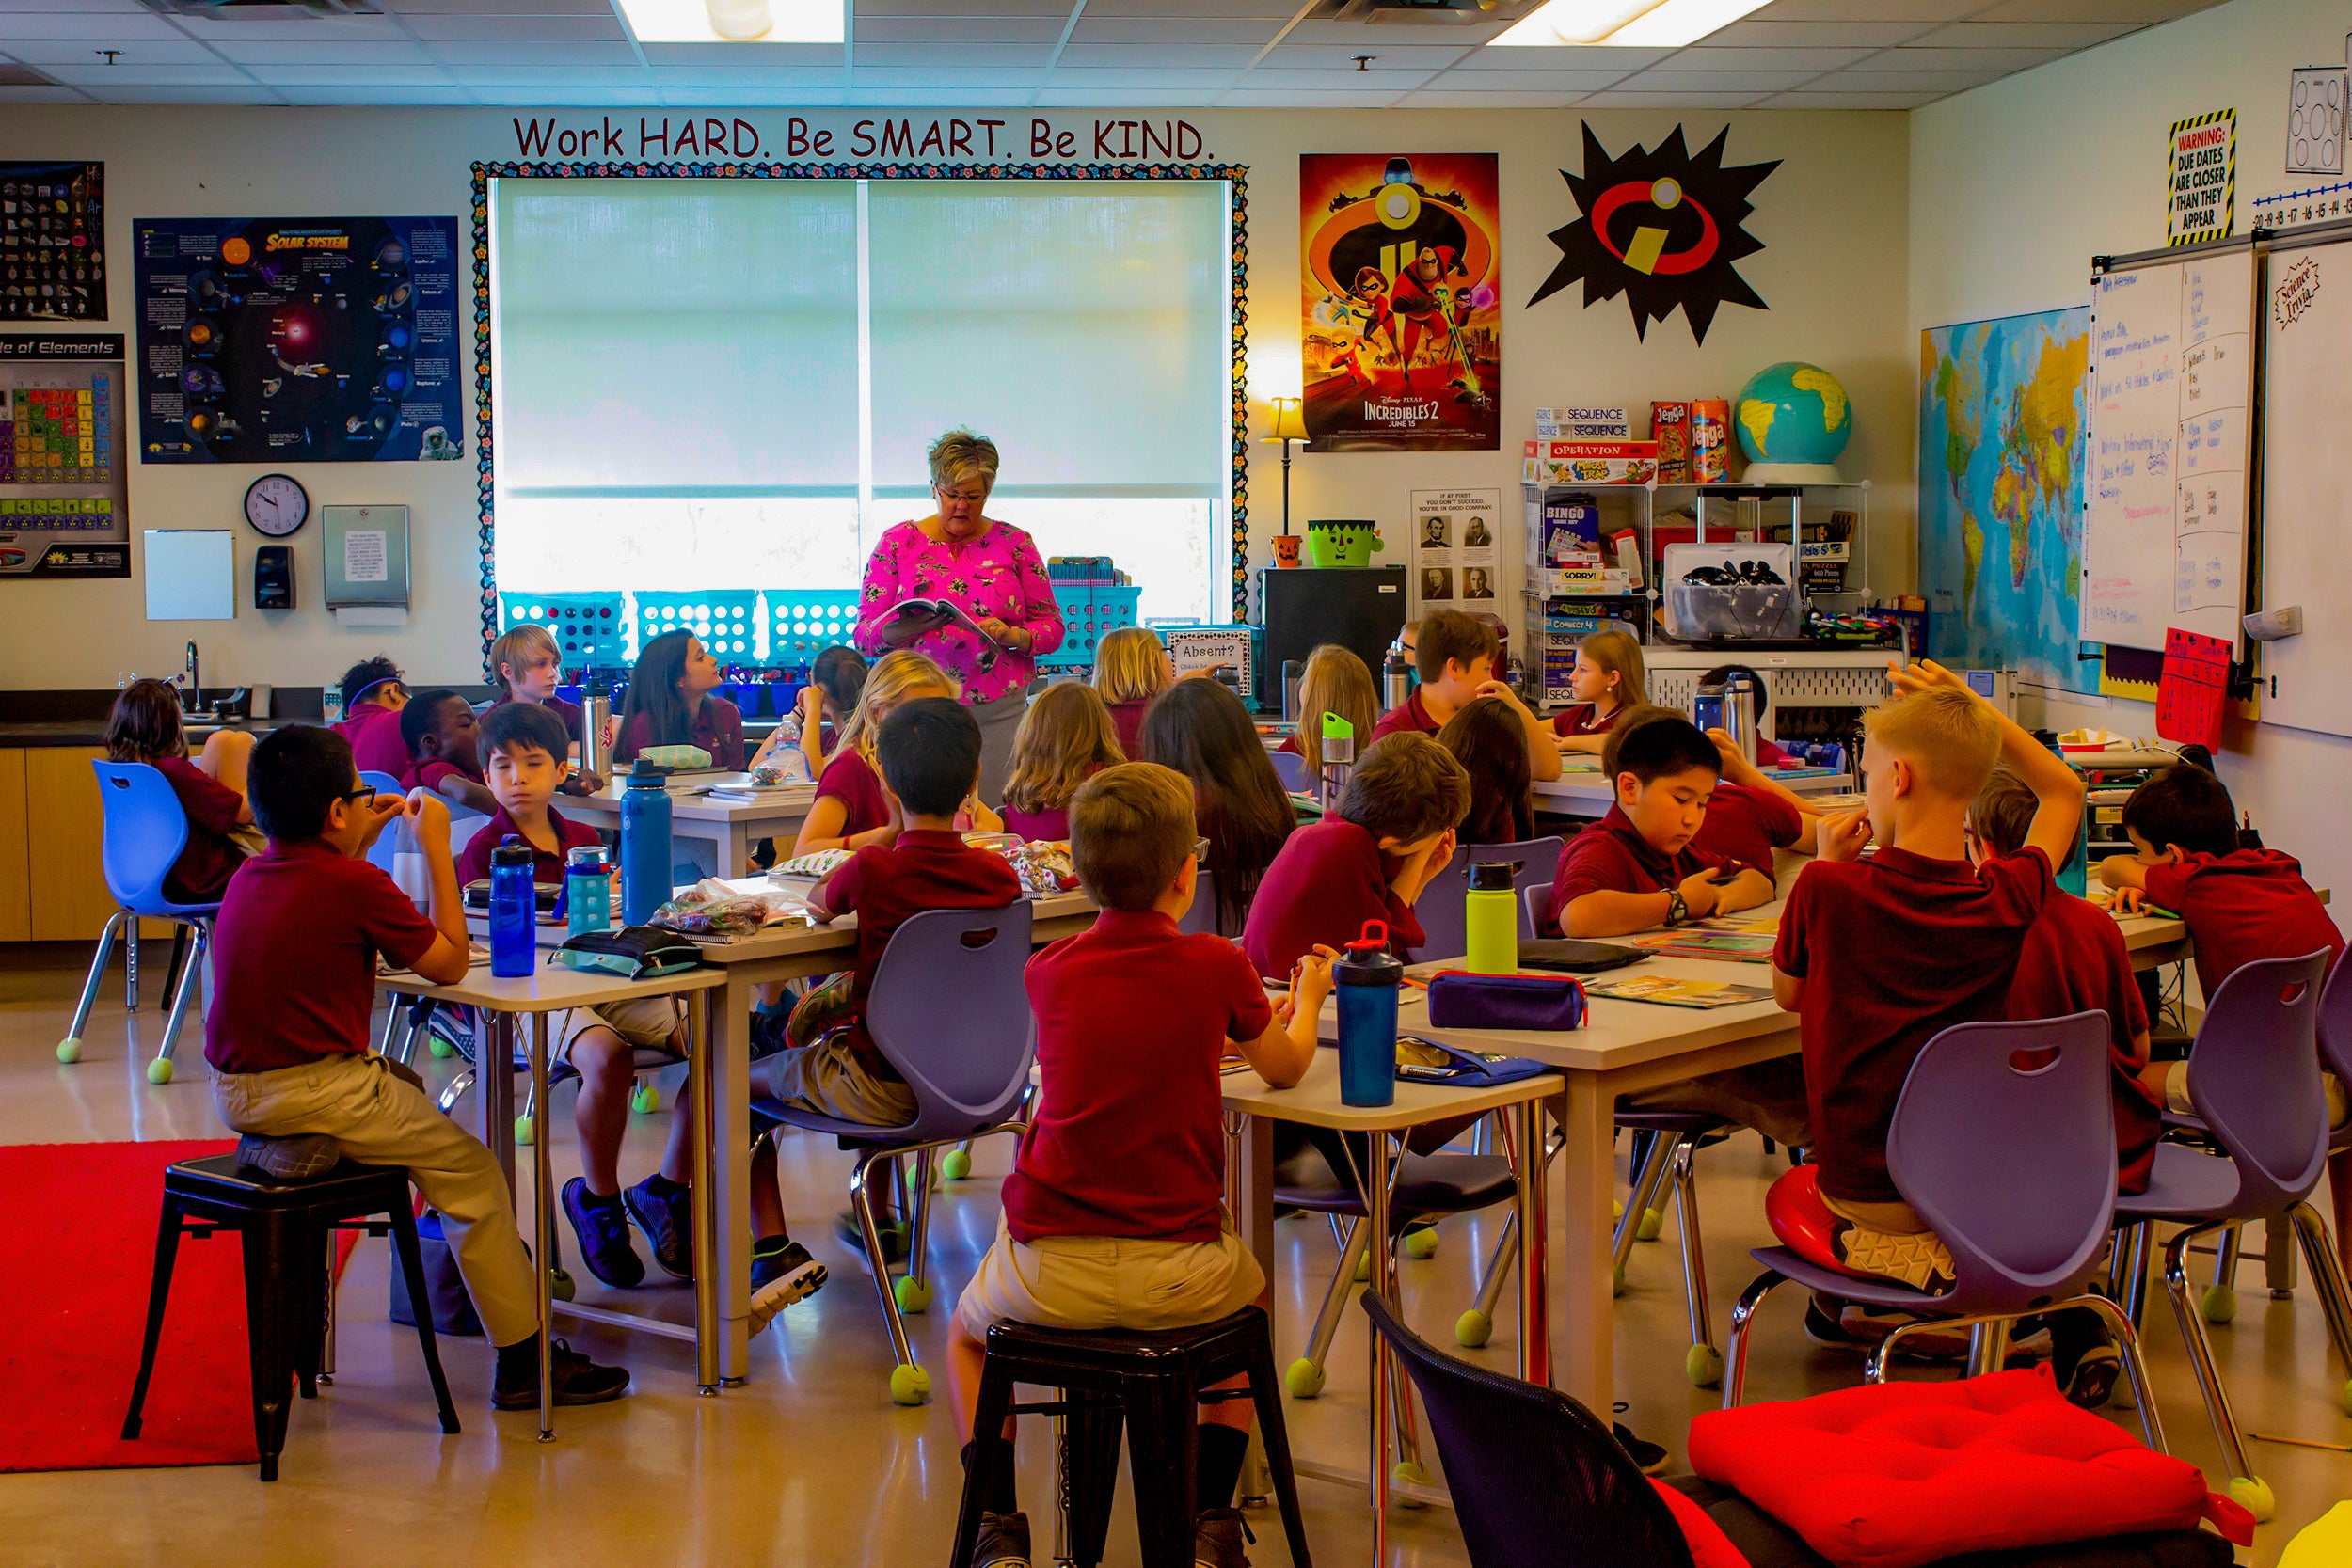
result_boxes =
[0,715,313,748]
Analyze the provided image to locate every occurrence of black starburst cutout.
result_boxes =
[1529,125,1779,345]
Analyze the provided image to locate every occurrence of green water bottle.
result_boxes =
[1464,862,1518,975]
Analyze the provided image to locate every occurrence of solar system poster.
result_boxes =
[132,215,461,464]
[1301,153,1500,453]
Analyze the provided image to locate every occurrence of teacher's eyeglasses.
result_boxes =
[934,485,988,506]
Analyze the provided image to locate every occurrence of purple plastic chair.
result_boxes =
[751,899,1035,1404]
[59,762,229,1085]
[1408,837,1562,963]
[1723,1011,2162,1449]
[2109,950,2352,1517]
[1270,747,1311,795]
[1176,867,1217,937]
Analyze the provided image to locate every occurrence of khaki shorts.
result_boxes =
[954,1212,1265,1343]
[758,1029,917,1128]
[563,995,684,1059]
[2160,1061,2349,1128]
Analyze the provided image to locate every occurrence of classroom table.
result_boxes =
[373,960,727,1438]
[1533,766,1855,817]
[1221,1053,1562,1560]
[1397,899,2201,1419]
[557,776,816,879]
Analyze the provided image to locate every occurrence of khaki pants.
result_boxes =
[2159,1060,2349,1128]
[955,1212,1265,1342]
[758,1029,918,1127]
[212,1053,540,1346]
[1823,1192,1956,1293]
[1619,1057,1811,1148]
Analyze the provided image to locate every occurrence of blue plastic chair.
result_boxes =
[2109,950,2352,1518]
[1270,747,1311,795]
[751,900,1036,1404]
[59,763,228,1084]
[1176,867,1217,936]
[358,770,407,880]
[1407,837,1560,962]
[1723,1011,2162,1449]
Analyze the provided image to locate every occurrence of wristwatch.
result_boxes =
[1664,889,1689,927]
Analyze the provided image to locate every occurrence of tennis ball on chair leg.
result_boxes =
[942,1147,973,1180]
[1285,1358,1327,1399]
[56,1037,82,1064]
[1404,1225,1438,1260]
[889,1363,931,1406]
[631,1083,660,1116]
[2226,1475,2274,1523]
[146,1056,173,1085]
[428,1035,455,1059]
[1455,1309,1493,1348]
[2199,1283,2236,1324]
[1637,1208,1664,1243]
[895,1275,932,1314]
[1687,1343,1725,1387]
[515,1115,534,1147]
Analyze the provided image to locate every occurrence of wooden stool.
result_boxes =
[122,1152,459,1481]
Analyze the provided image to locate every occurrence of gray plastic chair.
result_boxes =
[751,900,1035,1405]
[1176,867,1217,936]
[1408,837,1561,963]
[1723,1011,2162,1450]
[1270,747,1311,794]
[2111,950,2352,1519]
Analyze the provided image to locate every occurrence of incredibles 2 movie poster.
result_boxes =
[1301,153,1499,452]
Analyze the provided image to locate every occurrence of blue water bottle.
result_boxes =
[1335,919,1401,1108]
[488,835,536,978]
[565,844,610,940]
[619,758,673,927]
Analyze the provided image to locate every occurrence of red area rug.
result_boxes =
[0,1139,357,1473]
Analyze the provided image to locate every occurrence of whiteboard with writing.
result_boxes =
[2081,246,2256,652]
[2256,231,2352,738]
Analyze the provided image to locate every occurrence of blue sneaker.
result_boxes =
[562,1177,644,1289]
[623,1174,694,1280]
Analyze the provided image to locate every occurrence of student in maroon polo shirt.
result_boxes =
[758,697,1023,1256]
[1369,607,1563,786]
[1243,730,1470,981]
[948,761,1334,1568]
[2098,761,2351,1276]
[103,677,259,903]
[1970,767,2155,1406]
[396,689,497,816]
[1771,663,2082,1301]
[1597,705,1822,876]
[331,655,413,779]
[1548,715,1775,939]
[205,724,628,1409]
[485,622,601,794]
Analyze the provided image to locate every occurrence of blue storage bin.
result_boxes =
[766,588,862,668]
[498,593,627,670]
[1039,583,1143,675]
[636,590,761,664]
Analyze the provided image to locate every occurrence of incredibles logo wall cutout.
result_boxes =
[1529,125,1778,346]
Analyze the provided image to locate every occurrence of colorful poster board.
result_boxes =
[1300,153,1499,452]
[1917,307,2096,692]
[2168,110,2235,246]
[0,162,103,322]
[0,333,127,579]
[132,215,461,464]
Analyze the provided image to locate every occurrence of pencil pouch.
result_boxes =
[1425,972,1586,1033]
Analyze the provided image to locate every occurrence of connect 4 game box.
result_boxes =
[0,334,128,578]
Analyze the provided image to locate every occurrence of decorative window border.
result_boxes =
[468,157,1252,661]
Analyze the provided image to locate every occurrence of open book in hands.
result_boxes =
[874,597,1000,673]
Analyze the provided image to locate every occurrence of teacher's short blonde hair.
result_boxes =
[929,429,1000,493]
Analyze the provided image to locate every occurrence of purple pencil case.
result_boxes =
[1425,972,1586,1032]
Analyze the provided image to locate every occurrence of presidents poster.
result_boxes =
[133,215,461,463]
[1301,153,1499,452]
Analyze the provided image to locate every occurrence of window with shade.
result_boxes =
[486,175,1234,658]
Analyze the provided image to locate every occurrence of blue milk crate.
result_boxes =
[1039,583,1143,675]
[766,588,863,670]
[636,590,762,664]
[498,593,627,671]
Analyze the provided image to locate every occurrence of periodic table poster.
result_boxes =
[0,162,104,322]
[0,334,128,579]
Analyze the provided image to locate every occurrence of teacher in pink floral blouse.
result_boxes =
[854,428,1064,806]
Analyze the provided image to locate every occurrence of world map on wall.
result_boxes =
[1918,307,2096,693]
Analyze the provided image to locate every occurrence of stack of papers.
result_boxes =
[1584,975,1774,1009]
[1626,916,1778,964]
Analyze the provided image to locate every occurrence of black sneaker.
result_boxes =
[1804,1292,1867,1348]
[562,1177,644,1289]
[623,1174,694,1280]
[1611,1406,1669,1475]
[492,1338,631,1409]
[973,1509,1030,1568]
[2059,1344,2121,1407]
[748,1237,828,1332]
[1194,1505,1253,1567]
[836,1208,909,1266]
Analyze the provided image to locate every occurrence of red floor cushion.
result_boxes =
[1654,1478,1751,1568]
[1687,1369,2250,1568]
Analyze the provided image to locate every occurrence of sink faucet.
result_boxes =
[183,641,199,711]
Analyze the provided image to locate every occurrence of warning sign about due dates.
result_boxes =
[2168,109,2236,246]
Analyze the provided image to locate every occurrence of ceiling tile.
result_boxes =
[1449,45,1674,70]
[0,12,183,40]
[419,40,644,64]
[489,85,664,103]
[1263,44,1476,69]
[1702,20,1936,45]
[1058,42,1263,67]
[1068,17,1285,44]
[384,0,617,12]
[854,16,1068,42]
[1579,87,1776,104]
[0,38,220,64]
[1748,0,1981,19]
[845,66,1043,83]
[1398,89,1586,107]
[1031,87,1228,105]
[204,40,436,65]
[1971,0,2220,20]
[1075,0,1295,13]
[81,85,278,103]
[1237,67,1441,88]
[852,0,1074,15]
[1826,69,2007,89]
[838,85,1038,103]
[1871,44,2072,71]
[1042,68,1242,87]
[852,42,1054,65]
[1904,20,2139,46]
[245,66,459,86]
[1277,18,1512,45]
[0,83,91,103]
[404,14,629,40]
[1665,44,1880,70]
[644,65,849,82]
[1215,87,1409,106]
[167,13,415,40]
[1754,88,1940,107]
[1620,68,1818,90]
[41,63,251,84]
[279,85,478,104]
[639,41,844,64]
[0,0,147,9]
[441,63,652,83]
[1420,68,1631,89]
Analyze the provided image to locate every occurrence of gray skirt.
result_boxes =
[969,687,1027,811]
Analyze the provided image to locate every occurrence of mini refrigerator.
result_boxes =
[1257,565,1408,714]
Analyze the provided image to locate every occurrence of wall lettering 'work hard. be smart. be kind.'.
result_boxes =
[510,113,1213,165]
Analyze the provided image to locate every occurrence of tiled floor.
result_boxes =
[1,942,2344,1566]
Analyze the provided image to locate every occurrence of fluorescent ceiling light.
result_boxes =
[614,0,845,44]
[1487,0,1769,47]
